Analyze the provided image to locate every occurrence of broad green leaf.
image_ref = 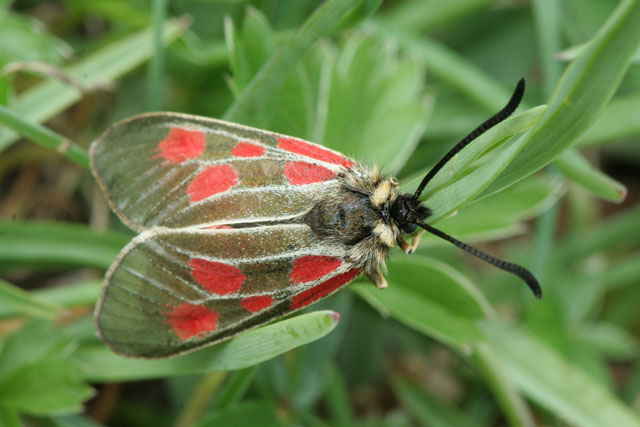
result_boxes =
[483,321,640,427]
[0,221,130,272]
[0,11,71,65]
[554,149,627,202]
[76,310,340,381]
[0,360,93,415]
[0,406,20,427]
[432,174,564,242]
[485,0,640,195]
[322,33,430,173]
[371,24,512,112]
[353,255,489,351]
[426,131,529,222]
[225,8,314,139]
[405,106,547,198]
[0,279,63,320]
[355,278,477,347]
[0,321,70,380]
[223,0,363,122]
[386,255,492,319]
[0,18,188,151]
[0,321,93,415]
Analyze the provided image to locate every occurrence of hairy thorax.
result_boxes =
[303,163,403,273]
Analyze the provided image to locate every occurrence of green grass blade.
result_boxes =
[223,0,363,122]
[433,174,564,243]
[381,0,497,34]
[425,132,529,222]
[210,366,257,410]
[470,342,534,427]
[532,0,564,96]
[352,255,490,351]
[559,203,640,261]
[576,92,640,146]
[29,281,102,312]
[392,377,475,427]
[0,221,130,272]
[485,0,640,195]
[76,310,340,381]
[483,321,640,427]
[146,0,169,110]
[0,105,89,169]
[353,280,480,351]
[323,363,353,427]
[0,279,64,320]
[0,17,189,151]
[554,149,627,202]
[371,23,510,112]
[401,106,547,200]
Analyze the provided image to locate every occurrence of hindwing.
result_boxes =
[96,225,360,357]
[90,112,355,230]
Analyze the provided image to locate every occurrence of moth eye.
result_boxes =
[402,222,418,234]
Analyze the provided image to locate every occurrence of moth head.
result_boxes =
[389,194,431,234]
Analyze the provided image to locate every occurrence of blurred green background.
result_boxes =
[1,0,640,426]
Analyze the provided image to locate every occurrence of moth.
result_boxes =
[91,78,540,358]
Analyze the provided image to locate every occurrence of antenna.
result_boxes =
[417,219,541,298]
[405,78,541,298]
[413,78,525,200]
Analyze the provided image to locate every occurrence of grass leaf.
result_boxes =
[76,310,340,381]
[483,321,640,427]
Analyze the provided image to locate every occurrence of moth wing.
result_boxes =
[90,113,355,230]
[96,225,360,357]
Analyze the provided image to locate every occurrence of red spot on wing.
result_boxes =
[283,161,336,185]
[190,258,246,295]
[207,224,233,230]
[187,164,238,202]
[154,128,206,164]
[278,137,353,168]
[241,295,275,313]
[231,141,266,158]
[290,256,343,285]
[167,303,219,340]
[290,269,361,310]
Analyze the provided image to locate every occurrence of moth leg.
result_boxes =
[397,230,425,255]
[367,267,388,289]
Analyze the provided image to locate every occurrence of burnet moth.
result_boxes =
[91,78,540,358]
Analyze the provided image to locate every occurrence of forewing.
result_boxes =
[96,225,361,357]
[90,113,355,230]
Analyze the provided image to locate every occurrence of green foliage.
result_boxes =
[1,0,640,425]
[0,321,94,415]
